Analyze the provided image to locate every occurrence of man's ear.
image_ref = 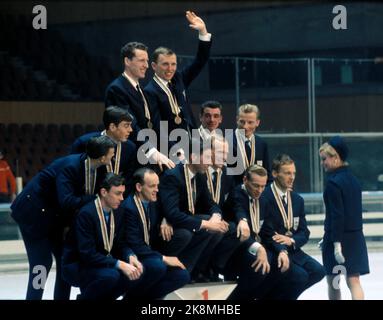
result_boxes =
[100,188,107,197]
[135,183,142,193]
[109,123,116,131]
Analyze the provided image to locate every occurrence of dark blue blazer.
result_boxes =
[104,75,161,147]
[11,155,69,238]
[70,131,137,194]
[122,194,162,259]
[323,166,363,242]
[56,153,97,223]
[226,132,272,186]
[158,163,221,232]
[223,184,269,249]
[144,40,211,134]
[261,185,310,255]
[63,200,134,269]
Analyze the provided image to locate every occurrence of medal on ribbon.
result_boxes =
[153,74,182,125]
[85,156,97,195]
[206,168,222,204]
[241,184,261,241]
[184,165,196,215]
[95,196,115,254]
[133,194,150,245]
[235,129,255,169]
[271,182,293,236]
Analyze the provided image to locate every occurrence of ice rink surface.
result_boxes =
[0,253,381,300]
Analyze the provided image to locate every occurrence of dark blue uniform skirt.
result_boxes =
[322,230,369,276]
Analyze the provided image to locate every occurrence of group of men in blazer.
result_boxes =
[10,11,326,300]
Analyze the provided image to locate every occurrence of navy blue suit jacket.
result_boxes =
[70,131,137,194]
[323,166,363,242]
[261,185,310,256]
[11,156,68,238]
[158,163,221,232]
[11,154,95,238]
[63,200,134,269]
[122,194,162,259]
[105,75,161,147]
[144,40,211,134]
[227,132,272,186]
[56,153,97,222]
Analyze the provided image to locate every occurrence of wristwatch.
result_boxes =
[241,218,248,222]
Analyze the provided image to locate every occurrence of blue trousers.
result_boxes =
[67,256,189,300]
[227,246,287,300]
[21,228,71,300]
[266,251,325,300]
[126,257,190,299]
[79,267,142,300]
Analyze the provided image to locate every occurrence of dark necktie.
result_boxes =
[191,177,197,206]
[104,212,111,236]
[136,84,142,98]
[281,195,288,212]
[212,171,218,191]
[245,140,252,164]
[167,82,176,98]
[145,204,151,230]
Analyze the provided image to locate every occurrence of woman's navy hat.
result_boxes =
[328,135,348,161]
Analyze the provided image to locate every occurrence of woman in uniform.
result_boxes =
[319,135,369,300]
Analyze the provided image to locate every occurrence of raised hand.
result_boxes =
[186,11,208,35]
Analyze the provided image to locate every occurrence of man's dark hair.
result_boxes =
[99,173,125,193]
[103,106,133,130]
[152,46,175,63]
[132,167,156,190]
[121,41,148,63]
[200,100,223,116]
[86,136,115,159]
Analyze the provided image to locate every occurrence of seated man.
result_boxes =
[70,106,137,194]
[261,154,325,299]
[63,174,168,300]
[122,167,190,298]
[205,136,234,209]
[158,138,235,280]
[223,165,289,300]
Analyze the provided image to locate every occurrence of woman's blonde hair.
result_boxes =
[319,142,348,166]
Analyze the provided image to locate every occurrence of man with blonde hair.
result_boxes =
[227,103,271,186]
